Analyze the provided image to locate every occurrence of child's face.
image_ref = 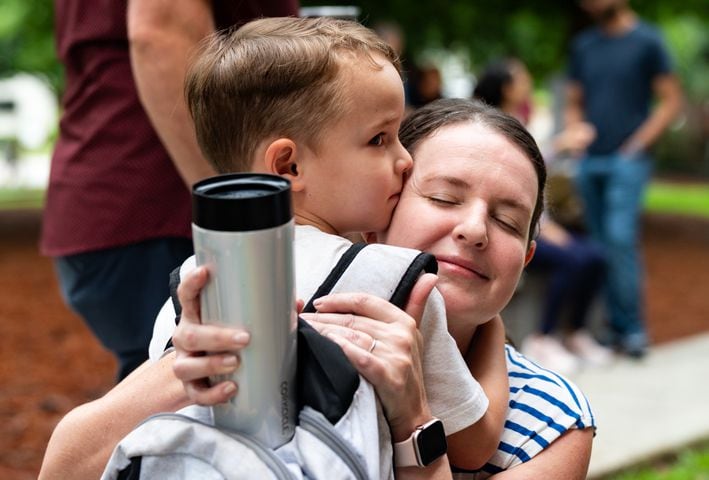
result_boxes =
[296,53,412,236]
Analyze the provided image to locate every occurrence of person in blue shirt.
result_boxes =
[566,0,683,357]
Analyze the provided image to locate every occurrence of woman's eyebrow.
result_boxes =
[423,175,469,189]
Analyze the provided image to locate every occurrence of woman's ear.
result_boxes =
[264,138,305,192]
[524,240,536,267]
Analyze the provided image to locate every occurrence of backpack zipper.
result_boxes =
[224,429,297,480]
[299,407,369,480]
[148,413,296,480]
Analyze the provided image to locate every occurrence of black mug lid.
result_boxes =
[192,173,292,232]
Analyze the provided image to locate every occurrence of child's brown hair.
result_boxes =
[185,17,400,173]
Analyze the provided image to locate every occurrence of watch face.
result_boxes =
[416,419,447,466]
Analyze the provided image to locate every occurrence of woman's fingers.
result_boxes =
[308,273,437,329]
[176,266,209,325]
[183,378,238,406]
[172,321,250,354]
[404,273,438,327]
[173,351,239,381]
[324,332,385,378]
[301,311,385,338]
[306,320,377,351]
[311,291,417,328]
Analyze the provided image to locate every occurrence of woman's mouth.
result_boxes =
[435,255,490,281]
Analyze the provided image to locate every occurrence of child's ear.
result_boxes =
[264,138,305,192]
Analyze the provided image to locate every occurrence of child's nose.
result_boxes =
[396,149,413,174]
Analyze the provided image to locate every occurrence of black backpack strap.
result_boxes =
[302,243,367,313]
[296,318,360,424]
[297,243,369,422]
[389,251,438,309]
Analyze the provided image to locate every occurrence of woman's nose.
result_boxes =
[453,207,488,249]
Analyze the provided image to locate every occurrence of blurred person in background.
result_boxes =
[42,0,298,381]
[474,57,614,375]
[407,62,444,109]
[566,0,683,358]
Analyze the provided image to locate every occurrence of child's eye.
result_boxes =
[369,133,385,146]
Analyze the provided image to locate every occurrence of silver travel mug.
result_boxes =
[192,173,297,448]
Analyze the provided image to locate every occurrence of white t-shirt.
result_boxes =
[151,225,487,435]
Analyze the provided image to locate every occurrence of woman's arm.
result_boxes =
[38,354,189,480]
[447,315,509,470]
[489,428,593,480]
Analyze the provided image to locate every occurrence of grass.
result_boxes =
[645,182,709,218]
[607,442,709,480]
[0,187,45,209]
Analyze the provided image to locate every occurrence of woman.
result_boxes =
[473,58,613,375]
[40,100,594,479]
[173,99,595,478]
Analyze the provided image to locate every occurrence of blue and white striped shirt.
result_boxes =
[454,345,595,478]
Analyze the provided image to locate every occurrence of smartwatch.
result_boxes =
[393,418,447,467]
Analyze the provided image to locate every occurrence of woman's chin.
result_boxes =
[436,280,506,326]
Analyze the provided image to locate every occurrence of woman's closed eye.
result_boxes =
[427,195,459,206]
[494,215,522,235]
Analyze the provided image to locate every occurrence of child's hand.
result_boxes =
[171,266,251,406]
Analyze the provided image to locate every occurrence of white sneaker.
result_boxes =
[566,330,614,367]
[521,334,581,377]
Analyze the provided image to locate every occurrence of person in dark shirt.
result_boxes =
[43,0,298,380]
[566,0,682,357]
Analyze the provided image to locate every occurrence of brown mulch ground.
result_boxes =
[1,209,708,479]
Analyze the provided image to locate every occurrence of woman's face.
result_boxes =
[381,122,537,329]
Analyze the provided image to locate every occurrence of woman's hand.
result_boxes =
[171,266,251,405]
[300,273,438,440]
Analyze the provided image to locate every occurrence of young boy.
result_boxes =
[150,16,503,471]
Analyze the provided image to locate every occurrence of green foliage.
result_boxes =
[0,0,60,92]
[608,441,709,479]
[0,187,45,210]
[301,0,708,83]
[645,182,709,218]
[652,15,709,177]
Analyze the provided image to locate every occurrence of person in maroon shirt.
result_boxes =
[42,0,299,380]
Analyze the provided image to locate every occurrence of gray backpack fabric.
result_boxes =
[101,243,437,480]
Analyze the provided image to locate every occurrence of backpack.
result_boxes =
[101,243,437,480]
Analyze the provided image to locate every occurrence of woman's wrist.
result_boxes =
[390,405,435,442]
